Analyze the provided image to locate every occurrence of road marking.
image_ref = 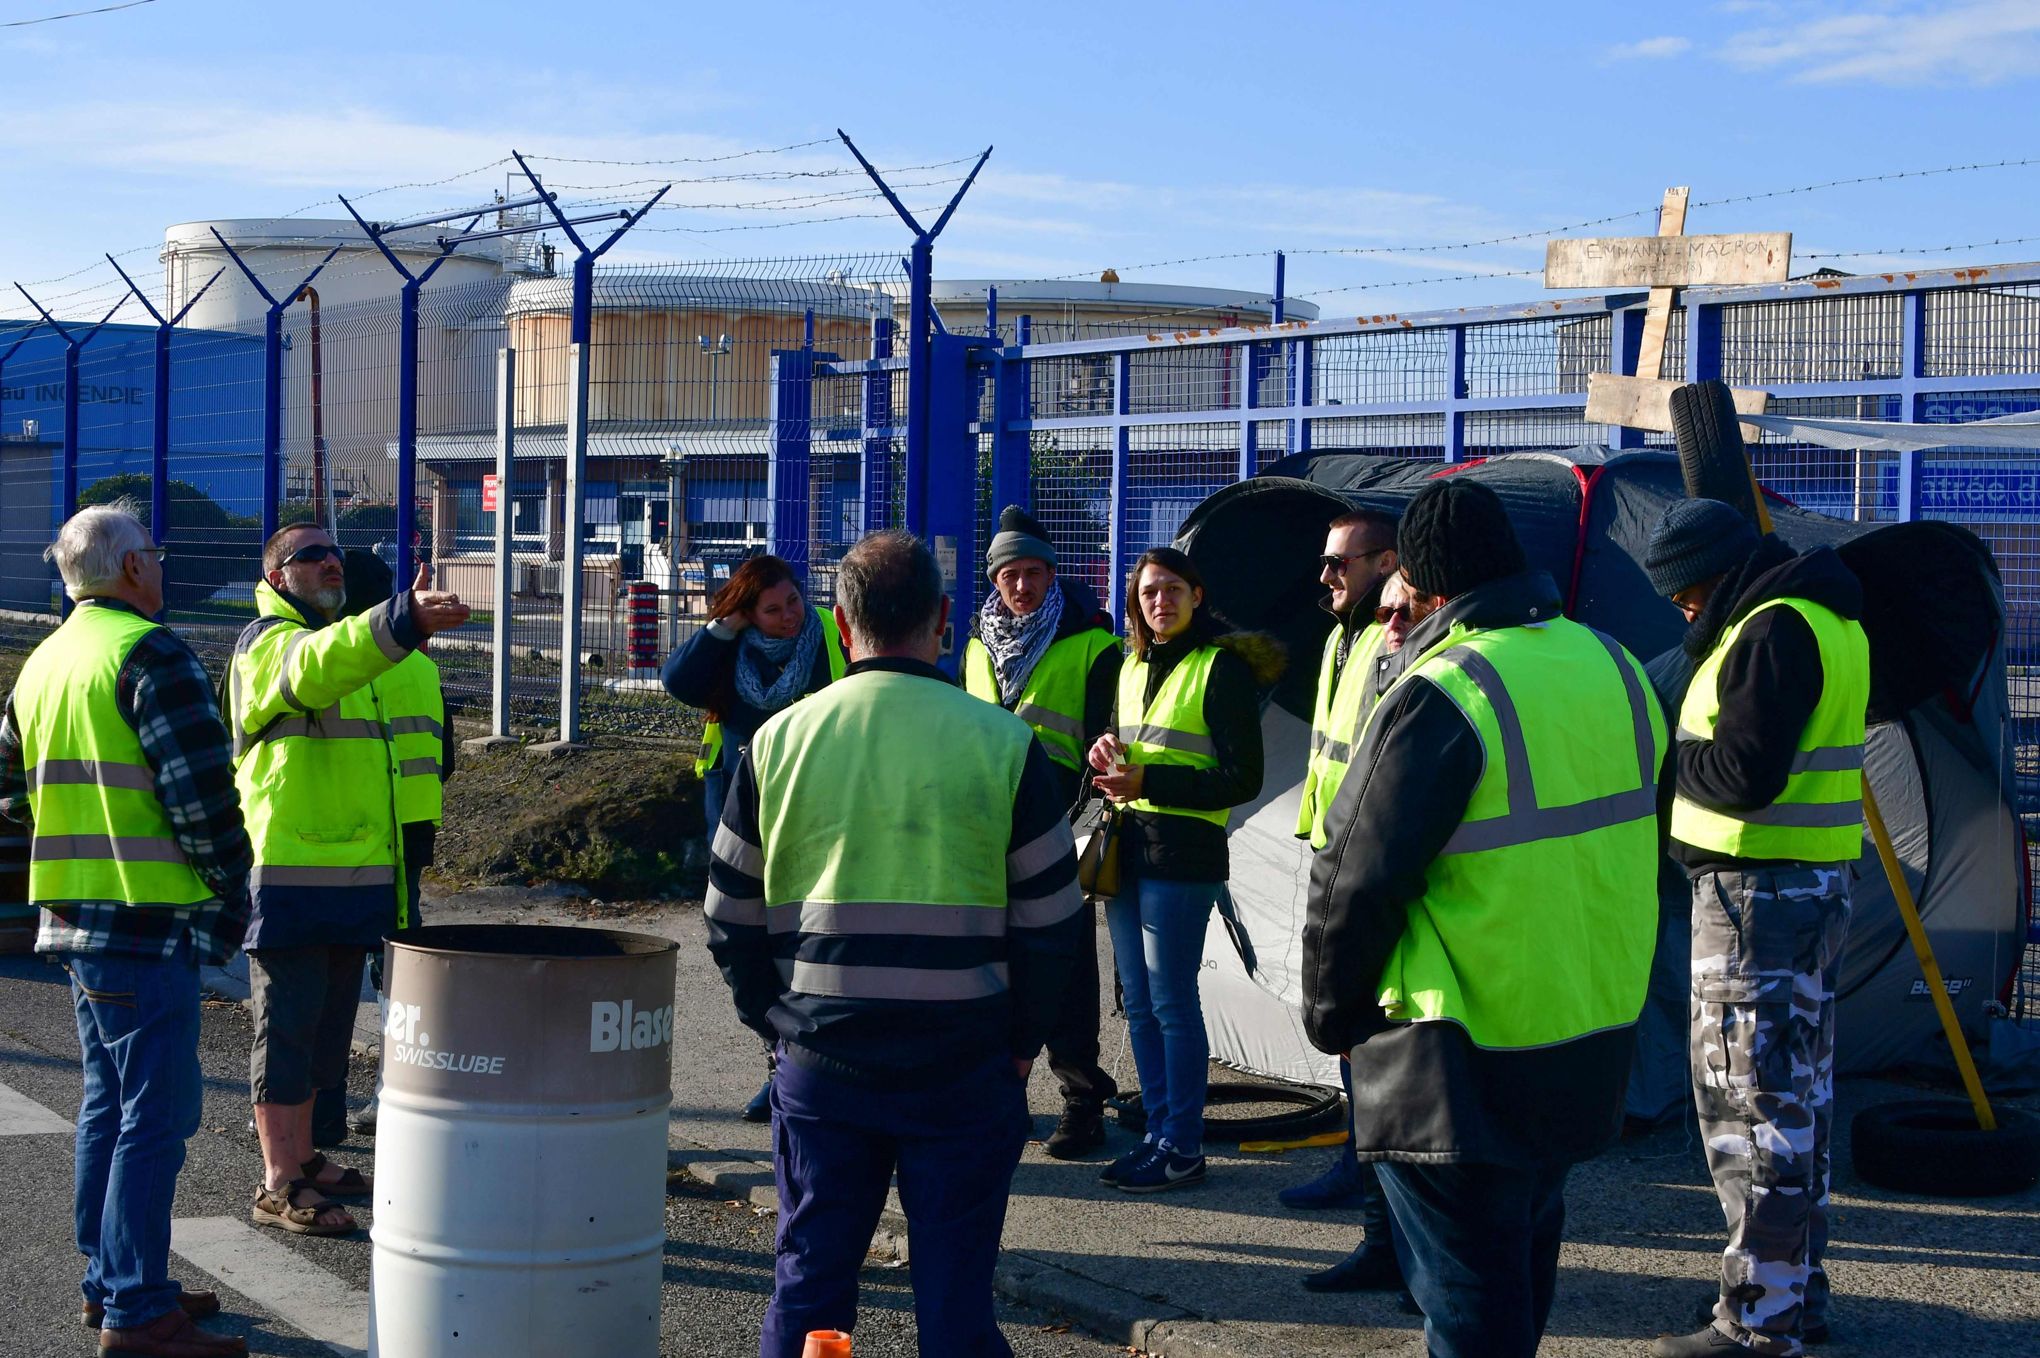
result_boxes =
[0,1076,71,1134]
[170,1217,367,1358]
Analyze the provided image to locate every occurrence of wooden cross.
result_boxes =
[1546,188,1790,438]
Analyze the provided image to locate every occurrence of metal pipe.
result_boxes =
[378,193,555,234]
[492,347,514,739]
[396,280,420,583]
[904,236,933,532]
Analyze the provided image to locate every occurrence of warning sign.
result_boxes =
[482,474,498,512]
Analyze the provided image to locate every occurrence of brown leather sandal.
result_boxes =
[300,1152,373,1199]
[250,1180,356,1236]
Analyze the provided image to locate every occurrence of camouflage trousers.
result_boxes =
[1689,864,1852,1358]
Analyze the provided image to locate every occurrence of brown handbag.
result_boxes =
[1075,800,1121,899]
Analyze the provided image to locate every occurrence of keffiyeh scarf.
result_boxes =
[977,583,1064,702]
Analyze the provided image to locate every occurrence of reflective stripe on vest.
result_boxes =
[695,606,845,778]
[1374,618,1664,1051]
[15,604,211,909]
[1116,644,1228,825]
[963,627,1120,770]
[1297,621,1387,849]
[751,670,1058,1004]
[1671,596,1870,862]
[382,651,446,827]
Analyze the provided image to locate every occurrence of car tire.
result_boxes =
[1850,1099,2040,1197]
[1670,380,1760,522]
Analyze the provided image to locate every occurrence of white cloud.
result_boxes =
[1607,35,1694,60]
[1719,1,2040,85]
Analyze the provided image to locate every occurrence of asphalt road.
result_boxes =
[0,951,1120,1358]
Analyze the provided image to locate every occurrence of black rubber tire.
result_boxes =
[1109,1080,1345,1145]
[1850,1100,2040,1197]
[1669,380,1760,522]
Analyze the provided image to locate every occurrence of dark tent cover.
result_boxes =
[1176,447,2024,1106]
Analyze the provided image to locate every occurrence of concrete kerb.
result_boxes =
[667,1139,1210,1358]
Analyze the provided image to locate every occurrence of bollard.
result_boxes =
[802,1331,852,1358]
[626,579,659,676]
[369,924,678,1358]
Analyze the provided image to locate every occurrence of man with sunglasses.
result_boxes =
[1282,507,1407,1297]
[227,524,469,1238]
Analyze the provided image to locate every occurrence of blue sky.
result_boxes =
[3,0,2038,323]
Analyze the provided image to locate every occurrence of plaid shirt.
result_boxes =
[0,599,253,963]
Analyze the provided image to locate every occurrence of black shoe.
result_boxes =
[1650,1327,1764,1358]
[1098,1141,1153,1186]
[1301,1247,1403,1293]
[1691,1295,1827,1346]
[741,1078,773,1124]
[1044,1106,1107,1160]
[1397,1290,1421,1317]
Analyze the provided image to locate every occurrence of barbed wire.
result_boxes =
[1805,235,2040,261]
[3,0,153,27]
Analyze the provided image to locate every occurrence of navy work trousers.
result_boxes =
[1376,1158,1570,1358]
[761,1051,1030,1358]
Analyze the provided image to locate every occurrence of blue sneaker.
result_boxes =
[1278,1151,1364,1209]
[1116,1143,1206,1193]
[1099,1137,1154,1185]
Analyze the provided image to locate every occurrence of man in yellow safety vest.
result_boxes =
[1305,479,1664,1358]
[1643,500,1868,1358]
[962,504,1121,1159]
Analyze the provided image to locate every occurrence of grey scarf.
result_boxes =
[734,606,824,711]
[977,583,1065,702]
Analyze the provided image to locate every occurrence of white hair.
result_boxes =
[44,500,150,602]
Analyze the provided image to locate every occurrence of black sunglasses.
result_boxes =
[1320,547,1392,574]
[283,543,343,566]
[1374,602,1410,625]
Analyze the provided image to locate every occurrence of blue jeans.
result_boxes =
[65,937,203,1331]
[1376,1159,1569,1358]
[1105,876,1217,1157]
[764,1052,1030,1358]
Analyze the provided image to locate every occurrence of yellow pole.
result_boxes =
[1861,784,1997,1131]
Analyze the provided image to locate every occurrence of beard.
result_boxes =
[1337,573,1387,623]
[309,584,345,616]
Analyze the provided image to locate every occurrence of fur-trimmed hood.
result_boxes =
[1211,628,1288,687]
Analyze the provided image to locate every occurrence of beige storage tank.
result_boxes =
[505,274,883,427]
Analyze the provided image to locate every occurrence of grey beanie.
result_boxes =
[1645,499,1761,598]
[985,504,1056,577]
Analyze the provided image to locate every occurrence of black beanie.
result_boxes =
[1397,479,1526,599]
[341,547,395,619]
[985,504,1057,578]
[1644,499,1760,599]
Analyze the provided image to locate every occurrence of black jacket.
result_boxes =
[1671,542,1865,874]
[1115,620,1282,884]
[1302,570,1638,1167]
[973,576,1120,814]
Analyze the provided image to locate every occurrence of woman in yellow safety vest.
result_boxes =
[663,553,844,1122]
[1086,547,1280,1194]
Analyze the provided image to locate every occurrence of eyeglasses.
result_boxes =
[1374,602,1409,625]
[283,543,342,566]
[1319,547,1392,574]
[132,545,168,561]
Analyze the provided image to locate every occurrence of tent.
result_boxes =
[1177,447,2026,1112]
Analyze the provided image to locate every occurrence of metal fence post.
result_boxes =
[492,346,515,738]
[1444,323,1468,463]
[862,316,894,533]
[1685,299,1723,383]
[395,279,421,583]
[1290,329,1313,457]
[559,340,589,744]
[1608,307,1647,450]
[1897,289,1927,522]
[1108,350,1131,624]
[904,236,933,533]
[768,350,814,575]
[990,347,1031,514]
[1237,343,1258,481]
